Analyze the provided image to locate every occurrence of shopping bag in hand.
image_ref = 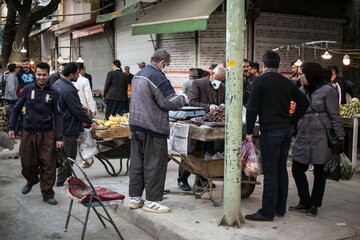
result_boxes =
[78,129,99,159]
[339,153,356,180]
[323,154,341,181]
[241,140,252,167]
[244,141,262,177]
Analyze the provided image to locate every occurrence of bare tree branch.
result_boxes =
[31,0,60,23]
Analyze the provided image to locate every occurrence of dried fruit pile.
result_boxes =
[200,105,225,122]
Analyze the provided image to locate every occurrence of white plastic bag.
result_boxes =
[169,123,189,155]
[78,129,99,160]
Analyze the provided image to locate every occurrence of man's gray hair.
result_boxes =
[151,49,171,63]
[212,65,226,75]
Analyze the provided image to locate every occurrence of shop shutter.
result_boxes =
[161,32,195,91]
[58,33,71,62]
[115,11,155,75]
[198,12,226,70]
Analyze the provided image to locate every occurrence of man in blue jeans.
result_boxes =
[245,51,309,221]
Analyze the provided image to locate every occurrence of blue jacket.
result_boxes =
[53,78,93,136]
[8,82,63,141]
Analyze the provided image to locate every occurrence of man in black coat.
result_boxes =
[245,51,309,221]
[104,60,128,119]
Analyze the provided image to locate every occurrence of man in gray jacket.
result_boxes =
[4,64,19,136]
[128,49,188,213]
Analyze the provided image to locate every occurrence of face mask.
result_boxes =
[161,61,167,73]
[211,79,221,89]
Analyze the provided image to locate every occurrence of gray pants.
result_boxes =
[129,131,168,201]
[57,135,78,185]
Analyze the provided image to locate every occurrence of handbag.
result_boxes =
[308,95,339,149]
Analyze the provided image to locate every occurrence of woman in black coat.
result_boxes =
[290,62,345,217]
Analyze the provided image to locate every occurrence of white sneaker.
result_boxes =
[143,201,171,213]
[129,197,144,209]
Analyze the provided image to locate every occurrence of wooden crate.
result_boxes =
[94,126,131,139]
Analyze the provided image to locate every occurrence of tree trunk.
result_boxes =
[9,12,32,63]
[0,0,16,68]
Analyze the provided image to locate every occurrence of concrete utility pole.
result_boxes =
[219,0,245,227]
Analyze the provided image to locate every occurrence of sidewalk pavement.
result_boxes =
[1,146,359,240]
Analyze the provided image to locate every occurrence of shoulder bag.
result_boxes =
[309,95,339,149]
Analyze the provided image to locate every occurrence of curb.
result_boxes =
[110,204,187,240]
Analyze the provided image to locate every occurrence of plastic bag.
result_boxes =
[323,154,341,181]
[243,140,262,177]
[169,123,189,155]
[78,129,99,160]
[339,153,356,180]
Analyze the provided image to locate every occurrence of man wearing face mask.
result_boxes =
[188,65,225,113]
[129,49,188,213]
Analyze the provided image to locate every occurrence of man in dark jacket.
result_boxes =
[17,58,35,89]
[245,51,309,221]
[188,65,226,113]
[129,49,187,213]
[8,62,63,205]
[48,64,65,86]
[53,62,97,186]
[104,60,128,119]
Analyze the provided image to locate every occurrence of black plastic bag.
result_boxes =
[56,147,68,168]
[323,154,341,181]
[339,153,356,180]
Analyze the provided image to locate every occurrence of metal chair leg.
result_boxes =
[81,203,92,240]
[64,199,74,232]
[92,207,107,228]
[99,203,124,240]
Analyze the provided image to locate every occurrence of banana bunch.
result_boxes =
[339,102,360,118]
[95,113,129,128]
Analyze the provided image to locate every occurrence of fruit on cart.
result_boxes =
[94,113,129,128]
[339,102,360,118]
[352,97,359,103]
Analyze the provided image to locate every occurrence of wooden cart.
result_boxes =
[78,126,131,177]
[168,122,261,206]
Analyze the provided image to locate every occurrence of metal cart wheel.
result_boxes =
[241,172,256,199]
[192,175,208,199]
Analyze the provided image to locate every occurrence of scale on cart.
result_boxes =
[169,106,206,120]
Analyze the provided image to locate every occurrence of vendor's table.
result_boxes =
[168,121,260,206]
[81,126,131,177]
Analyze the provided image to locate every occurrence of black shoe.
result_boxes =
[21,183,33,195]
[289,204,308,213]
[43,197,57,205]
[306,206,317,217]
[178,181,191,191]
[245,211,273,222]
[56,182,64,187]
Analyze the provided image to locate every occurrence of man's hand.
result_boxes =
[246,134,253,142]
[56,141,63,149]
[82,106,90,116]
[209,104,218,111]
[91,111,97,117]
[180,94,189,104]
[90,122,98,130]
[291,77,299,81]
[8,131,15,139]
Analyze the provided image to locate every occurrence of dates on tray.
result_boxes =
[199,105,225,122]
